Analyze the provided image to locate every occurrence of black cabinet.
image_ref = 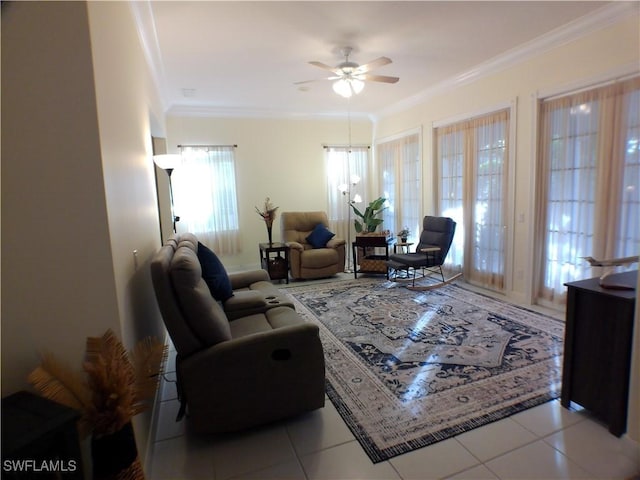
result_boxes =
[2,391,83,478]
[561,270,637,437]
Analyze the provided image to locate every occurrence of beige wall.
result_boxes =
[87,1,168,459]
[166,115,373,268]
[2,1,120,393]
[374,13,640,302]
[2,0,167,465]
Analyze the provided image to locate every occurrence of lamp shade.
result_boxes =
[153,154,182,170]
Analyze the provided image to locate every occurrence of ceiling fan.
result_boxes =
[296,47,399,98]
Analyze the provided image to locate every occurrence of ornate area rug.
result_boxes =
[285,278,564,463]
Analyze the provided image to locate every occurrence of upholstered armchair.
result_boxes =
[280,211,346,280]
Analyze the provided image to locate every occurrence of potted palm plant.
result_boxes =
[350,196,387,233]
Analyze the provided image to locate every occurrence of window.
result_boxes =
[435,109,510,290]
[325,145,369,241]
[172,145,241,254]
[536,77,640,306]
[377,132,421,242]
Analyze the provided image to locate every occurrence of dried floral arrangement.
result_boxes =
[28,329,167,439]
[255,197,278,227]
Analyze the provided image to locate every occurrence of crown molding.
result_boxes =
[167,104,370,120]
[373,2,638,121]
[129,1,170,112]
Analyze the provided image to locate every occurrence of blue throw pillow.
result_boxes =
[196,242,234,302]
[306,223,335,248]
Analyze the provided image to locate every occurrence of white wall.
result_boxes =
[166,115,373,269]
[2,0,167,466]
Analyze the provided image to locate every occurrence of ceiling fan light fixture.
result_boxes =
[332,79,351,98]
[332,78,365,98]
[351,78,365,95]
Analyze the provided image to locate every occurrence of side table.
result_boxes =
[352,235,394,279]
[394,242,414,254]
[259,242,290,283]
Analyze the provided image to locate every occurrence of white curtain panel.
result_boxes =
[325,146,368,241]
[536,76,640,306]
[436,109,509,290]
[173,146,241,255]
[377,133,421,241]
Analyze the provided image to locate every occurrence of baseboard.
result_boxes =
[143,330,171,475]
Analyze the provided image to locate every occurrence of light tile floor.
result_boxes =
[148,278,640,479]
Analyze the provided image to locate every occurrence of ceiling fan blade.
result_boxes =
[360,74,400,84]
[355,56,392,74]
[293,79,319,85]
[309,61,342,74]
[294,75,341,85]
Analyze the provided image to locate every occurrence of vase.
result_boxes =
[267,225,273,246]
[92,422,143,480]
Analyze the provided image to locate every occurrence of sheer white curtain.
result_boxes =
[377,132,421,242]
[172,146,241,254]
[436,109,509,290]
[325,146,368,242]
[536,77,640,306]
[437,128,465,272]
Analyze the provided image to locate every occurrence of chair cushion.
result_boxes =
[197,242,234,302]
[306,223,335,248]
[301,248,339,268]
[170,246,232,346]
[229,314,273,338]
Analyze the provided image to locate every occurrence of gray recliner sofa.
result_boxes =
[151,233,325,433]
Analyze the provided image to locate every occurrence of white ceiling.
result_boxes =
[134,1,623,119]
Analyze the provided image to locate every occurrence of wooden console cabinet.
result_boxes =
[561,270,637,437]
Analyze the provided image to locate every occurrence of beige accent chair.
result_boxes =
[280,211,346,280]
[151,232,325,433]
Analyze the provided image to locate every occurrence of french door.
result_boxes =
[436,109,510,290]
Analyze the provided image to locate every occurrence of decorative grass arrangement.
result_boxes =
[28,329,167,479]
[28,329,167,438]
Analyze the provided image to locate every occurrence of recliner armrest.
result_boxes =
[228,269,270,289]
[285,241,304,252]
[224,290,267,313]
[326,237,346,248]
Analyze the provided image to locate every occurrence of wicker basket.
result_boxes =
[358,258,387,273]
